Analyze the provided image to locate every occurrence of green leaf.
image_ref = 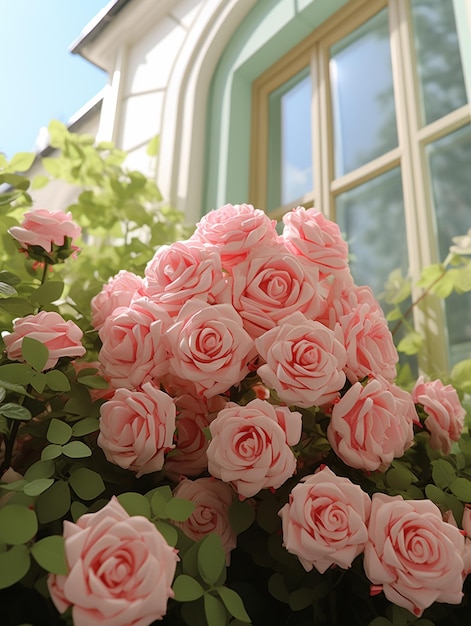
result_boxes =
[288,588,313,612]
[117,492,152,518]
[30,372,46,393]
[62,441,92,458]
[217,586,251,622]
[0,363,35,385]
[69,468,105,500]
[47,418,73,445]
[31,536,68,575]
[31,175,50,189]
[9,152,35,172]
[0,545,30,589]
[204,592,227,626]
[0,297,35,316]
[41,444,63,460]
[23,478,55,497]
[172,574,205,601]
[396,331,423,355]
[30,281,64,306]
[77,374,109,389]
[36,480,70,524]
[45,370,70,392]
[41,157,63,177]
[21,337,49,372]
[0,282,17,298]
[154,521,178,547]
[0,402,32,421]
[368,619,393,626]
[146,135,160,156]
[165,497,195,522]
[431,459,457,490]
[71,417,100,436]
[451,359,471,395]
[71,501,88,522]
[0,271,21,287]
[0,505,38,545]
[268,573,290,603]
[450,477,471,502]
[229,498,255,534]
[198,534,226,586]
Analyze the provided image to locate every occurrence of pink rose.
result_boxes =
[97,382,176,477]
[230,245,325,339]
[91,270,145,331]
[327,376,414,472]
[143,240,229,316]
[172,477,237,563]
[191,203,277,267]
[164,394,226,479]
[339,301,398,383]
[256,312,347,407]
[281,207,350,280]
[8,208,81,252]
[48,497,179,626]
[364,493,465,616]
[279,466,371,573]
[164,299,255,399]
[3,311,85,370]
[207,399,302,498]
[98,297,171,390]
[412,376,465,454]
[319,282,380,330]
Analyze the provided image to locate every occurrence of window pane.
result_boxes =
[411,0,467,126]
[335,168,408,296]
[268,69,312,211]
[330,8,398,177]
[427,125,471,364]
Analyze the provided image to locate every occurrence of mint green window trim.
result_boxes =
[203,0,349,216]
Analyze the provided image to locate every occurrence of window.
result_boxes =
[250,0,471,373]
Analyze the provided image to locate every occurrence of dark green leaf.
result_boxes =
[0,403,32,421]
[0,297,35,316]
[229,498,255,533]
[36,480,70,524]
[450,477,471,502]
[172,574,204,601]
[431,459,456,490]
[0,505,38,544]
[0,363,35,385]
[154,521,178,547]
[30,281,64,306]
[198,534,226,586]
[21,337,49,372]
[47,418,73,445]
[288,588,313,612]
[0,545,30,588]
[62,441,92,458]
[117,492,151,518]
[164,497,195,522]
[41,444,63,460]
[71,417,100,436]
[30,372,46,393]
[31,535,68,575]
[204,592,227,626]
[0,271,21,286]
[69,468,105,500]
[23,478,55,497]
[217,586,251,621]
[45,370,70,391]
[0,282,17,297]
[71,501,88,522]
[77,374,109,389]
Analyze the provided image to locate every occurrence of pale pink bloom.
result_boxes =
[4,311,85,370]
[230,245,325,339]
[339,301,398,383]
[164,299,255,399]
[461,507,471,575]
[172,477,237,563]
[191,203,277,267]
[48,497,179,626]
[412,376,465,455]
[281,207,350,280]
[97,382,176,477]
[364,493,465,617]
[256,312,347,407]
[98,297,171,390]
[319,282,380,330]
[91,270,145,331]
[207,399,302,498]
[8,208,81,252]
[279,466,371,573]
[164,394,226,479]
[144,240,229,316]
[327,375,414,472]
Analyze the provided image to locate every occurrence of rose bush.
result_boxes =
[1,195,470,626]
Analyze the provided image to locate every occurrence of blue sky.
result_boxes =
[0,0,109,160]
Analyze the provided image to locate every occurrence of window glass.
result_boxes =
[411,0,467,126]
[335,167,408,296]
[427,124,471,364]
[330,8,398,177]
[268,69,312,211]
